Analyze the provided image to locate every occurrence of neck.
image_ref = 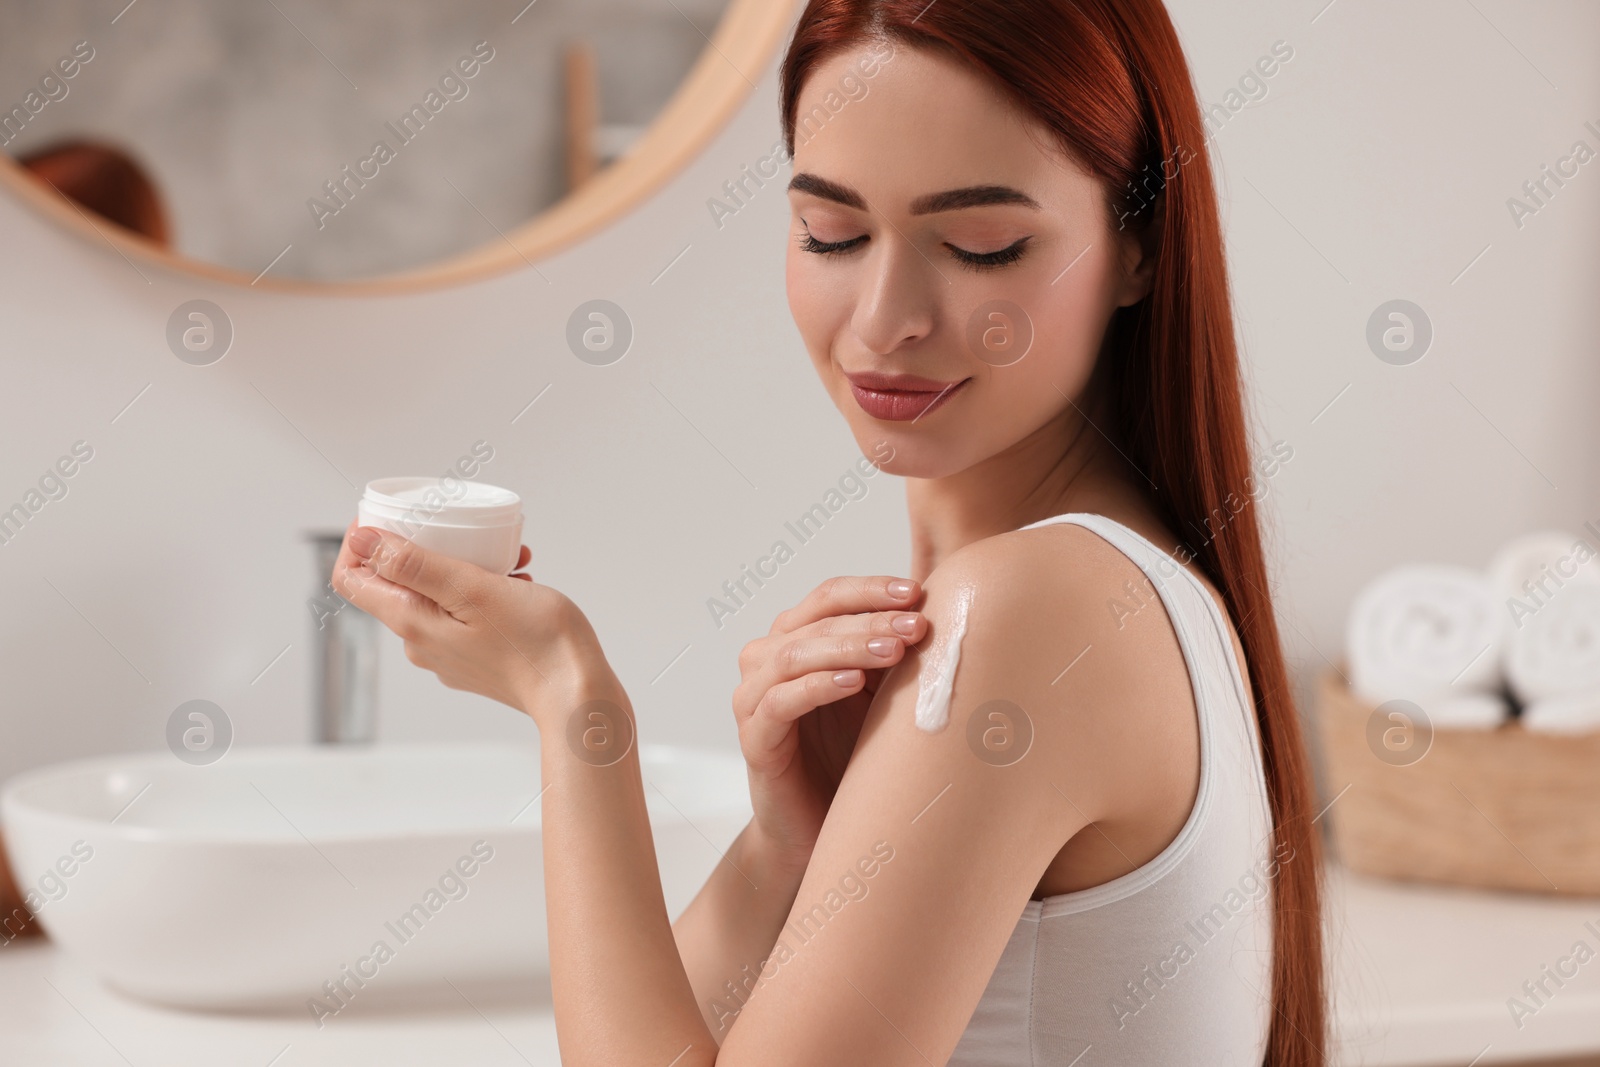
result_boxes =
[904,387,1143,581]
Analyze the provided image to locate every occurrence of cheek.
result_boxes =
[786,249,850,367]
[974,264,1114,400]
[1032,280,1108,374]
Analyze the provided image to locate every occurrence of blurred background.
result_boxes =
[0,0,1597,1064]
[0,0,730,278]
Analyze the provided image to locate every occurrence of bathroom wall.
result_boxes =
[1,0,1597,792]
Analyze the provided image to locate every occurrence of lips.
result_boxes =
[844,371,971,422]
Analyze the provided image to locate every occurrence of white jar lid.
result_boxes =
[361,477,522,529]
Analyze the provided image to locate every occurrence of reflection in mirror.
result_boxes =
[0,0,731,281]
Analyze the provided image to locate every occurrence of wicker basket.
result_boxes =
[1313,667,1600,896]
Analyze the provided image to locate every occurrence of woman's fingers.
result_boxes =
[742,669,867,772]
[508,545,533,582]
[734,610,923,721]
[331,528,447,638]
[330,519,361,582]
[347,526,489,616]
[768,575,921,637]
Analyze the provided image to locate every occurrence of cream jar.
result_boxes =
[357,477,524,574]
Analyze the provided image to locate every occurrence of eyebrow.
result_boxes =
[788,172,1041,214]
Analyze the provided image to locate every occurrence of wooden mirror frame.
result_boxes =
[0,0,796,295]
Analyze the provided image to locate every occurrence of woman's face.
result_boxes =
[786,41,1154,479]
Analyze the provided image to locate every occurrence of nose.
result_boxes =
[851,235,937,356]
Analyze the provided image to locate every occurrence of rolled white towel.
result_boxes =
[1346,563,1504,706]
[1522,690,1600,736]
[1488,529,1600,631]
[1505,581,1600,704]
[1419,690,1511,730]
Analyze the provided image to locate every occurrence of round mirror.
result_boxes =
[0,0,793,291]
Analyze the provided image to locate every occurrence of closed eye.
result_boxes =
[796,227,1032,270]
[797,229,868,256]
[946,236,1031,271]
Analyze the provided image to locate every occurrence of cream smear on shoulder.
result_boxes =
[913,581,975,733]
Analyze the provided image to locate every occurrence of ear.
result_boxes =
[1112,193,1162,308]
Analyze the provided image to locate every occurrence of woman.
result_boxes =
[331,0,1324,1063]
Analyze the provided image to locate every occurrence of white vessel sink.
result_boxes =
[1,742,750,1012]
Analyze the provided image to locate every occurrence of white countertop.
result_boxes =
[0,946,565,1066]
[1327,864,1600,1066]
[2,864,1597,1066]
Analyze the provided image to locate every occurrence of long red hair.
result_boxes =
[781,3,1326,1064]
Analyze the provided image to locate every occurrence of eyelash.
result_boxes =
[797,227,1032,271]
[797,232,868,257]
[949,238,1030,271]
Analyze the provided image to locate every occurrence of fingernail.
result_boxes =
[834,670,862,687]
[891,613,918,636]
[888,579,915,598]
[867,637,898,657]
[349,527,380,560]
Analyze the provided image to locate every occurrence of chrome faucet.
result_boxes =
[307,532,379,743]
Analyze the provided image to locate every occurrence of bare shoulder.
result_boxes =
[905,521,1205,828]
[922,519,1196,698]
[726,524,1202,1062]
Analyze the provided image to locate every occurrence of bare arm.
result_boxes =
[676,575,929,1038]
[335,529,720,1063]
[672,823,807,1037]
[333,524,1133,1065]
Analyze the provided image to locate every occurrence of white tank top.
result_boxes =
[949,513,1276,1067]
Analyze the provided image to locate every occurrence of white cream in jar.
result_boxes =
[357,477,524,574]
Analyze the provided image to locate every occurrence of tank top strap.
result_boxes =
[1015,511,1263,774]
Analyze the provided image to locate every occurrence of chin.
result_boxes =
[843,420,970,481]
